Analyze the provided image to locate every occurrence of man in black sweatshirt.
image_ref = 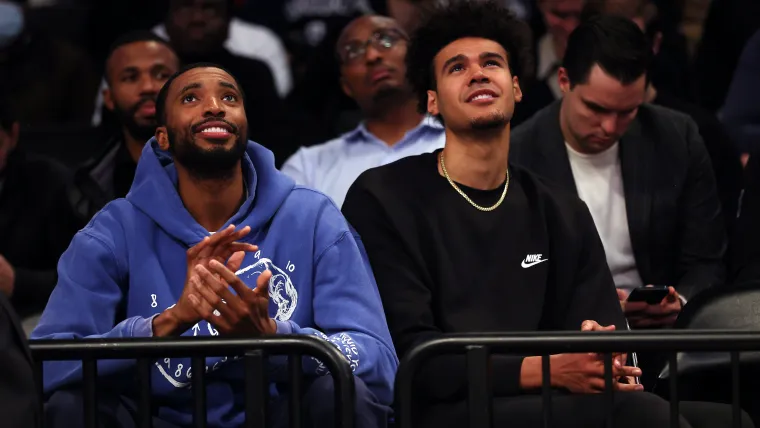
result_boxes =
[342,2,752,427]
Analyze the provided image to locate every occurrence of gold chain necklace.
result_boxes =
[440,152,509,212]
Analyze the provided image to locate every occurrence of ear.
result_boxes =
[103,87,115,112]
[155,126,170,151]
[557,67,571,95]
[652,31,663,56]
[7,122,19,152]
[427,90,439,116]
[340,76,353,99]
[512,76,523,103]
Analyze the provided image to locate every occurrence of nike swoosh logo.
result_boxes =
[521,259,549,268]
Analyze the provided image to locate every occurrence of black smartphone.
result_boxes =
[626,286,669,304]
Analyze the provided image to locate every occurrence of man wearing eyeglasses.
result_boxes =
[281,15,445,208]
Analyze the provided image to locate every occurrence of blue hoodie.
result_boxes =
[31,140,398,427]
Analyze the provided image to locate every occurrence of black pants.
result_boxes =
[44,376,391,428]
[418,391,755,428]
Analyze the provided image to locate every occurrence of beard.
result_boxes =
[470,110,509,131]
[372,84,404,104]
[114,98,158,143]
[167,125,247,181]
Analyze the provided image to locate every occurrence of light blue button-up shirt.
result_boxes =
[282,116,446,207]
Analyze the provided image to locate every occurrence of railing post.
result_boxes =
[731,351,741,428]
[466,346,491,428]
[668,353,679,428]
[35,360,44,428]
[541,354,552,428]
[137,358,152,428]
[191,356,207,428]
[289,353,302,428]
[82,358,97,428]
[603,353,614,428]
[245,350,267,428]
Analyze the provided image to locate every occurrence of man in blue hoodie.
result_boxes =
[33,63,397,428]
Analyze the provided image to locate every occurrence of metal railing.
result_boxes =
[394,330,760,428]
[30,335,356,428]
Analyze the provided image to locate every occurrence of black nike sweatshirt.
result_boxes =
[342,151,626,403]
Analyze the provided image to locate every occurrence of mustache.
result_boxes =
[191,117,239,134]
[128,96,157,116]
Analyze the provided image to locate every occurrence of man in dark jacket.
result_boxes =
[511,16,726,324]
[0,88,83,328]
[71,31,180,221]
[580,0,744,235]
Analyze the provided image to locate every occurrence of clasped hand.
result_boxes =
[161,224,275,337]
[551,321,643,394]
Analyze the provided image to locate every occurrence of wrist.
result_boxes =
[153,307,191,337]
[520,355,561,390]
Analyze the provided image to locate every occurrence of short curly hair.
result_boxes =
[406,0,534,115]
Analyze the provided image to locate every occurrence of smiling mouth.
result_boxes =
[199,126,230,134]
[193,121,236,139]
[466,89,499,103]
[470,94,494,101]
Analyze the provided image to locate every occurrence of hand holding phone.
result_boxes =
[624,286,682,328]
[626,285,670,305]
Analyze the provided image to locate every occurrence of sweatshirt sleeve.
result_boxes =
[30,228,154,393]
[342,180,525,402]
[270,205,398,406]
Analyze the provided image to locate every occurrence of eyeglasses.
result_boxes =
[339,29,407,64]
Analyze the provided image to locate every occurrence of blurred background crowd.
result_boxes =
[3,0,757,167]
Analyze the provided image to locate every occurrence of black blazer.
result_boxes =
[510,101,727,299]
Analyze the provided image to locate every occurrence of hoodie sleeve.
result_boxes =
[271,205,398,406]
[30,226,155,393]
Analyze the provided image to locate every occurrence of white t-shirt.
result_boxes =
[566,142,644,292]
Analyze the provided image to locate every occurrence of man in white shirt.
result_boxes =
[281,15,444,207]
[511,15,725,329]
[511,15,727,389]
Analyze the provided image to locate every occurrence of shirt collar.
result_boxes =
[343,115,443,143]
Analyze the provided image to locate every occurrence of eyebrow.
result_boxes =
[219,81,238,92]
[582,98,638,113]
[179,82,201,95]
[480,52,506,62]
[119,66,139,75]
[441,52,507,73]
[442,54,467,73]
